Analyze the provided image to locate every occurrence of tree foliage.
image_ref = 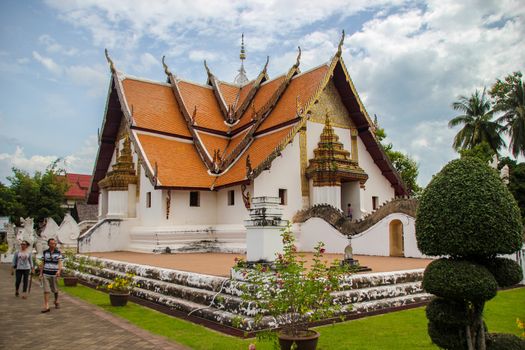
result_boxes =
[490,72,525,157]
[0,161,69,227]
[449,89,505,154]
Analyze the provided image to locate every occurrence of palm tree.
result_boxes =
[494,77,525,157]
[448,89,505,153]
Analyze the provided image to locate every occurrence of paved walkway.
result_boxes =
[0,264,189,350]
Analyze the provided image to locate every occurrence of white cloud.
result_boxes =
[188,50,218,62]
[38,34,79,56]
[66,64,108,97]
[17,58,30,64]
[0,135,98,183]
[32,51,62,75]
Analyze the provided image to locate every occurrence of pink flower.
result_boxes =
[320,248,326,254]
[234,257,239,262]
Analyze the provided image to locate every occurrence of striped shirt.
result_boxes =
[41,249,62,276]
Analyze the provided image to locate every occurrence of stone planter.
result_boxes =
[278,330,320,350]
[63,276,79,287]
[109,293,129,307]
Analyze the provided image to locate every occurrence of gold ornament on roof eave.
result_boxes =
[305,114,368,187]
[99,135,138,190]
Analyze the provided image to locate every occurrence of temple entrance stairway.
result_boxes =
[70,256,431,332]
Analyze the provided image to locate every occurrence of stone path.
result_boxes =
[0,264,189,350]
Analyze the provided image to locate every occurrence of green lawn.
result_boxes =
[60,282,525,350]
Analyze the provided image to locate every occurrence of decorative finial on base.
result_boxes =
[234,33,249,85]
[162,55,172,76]
[105,48,116,74]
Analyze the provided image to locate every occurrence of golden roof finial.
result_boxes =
[204,60,211,76]
[105,48,116,74]
[162,55,172,76]
[240,33,246,61]
[336,30,345,57]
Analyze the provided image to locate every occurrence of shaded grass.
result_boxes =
[60,281,524,350]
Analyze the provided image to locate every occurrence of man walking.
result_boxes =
[39,238,62,313]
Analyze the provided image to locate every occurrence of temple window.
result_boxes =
[146,192,151,208]
[190,191,200,207]
[372,196,379,210]
[279,189,287,205]
[228,190,235,206]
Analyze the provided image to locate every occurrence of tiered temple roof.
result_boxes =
[87,34,406,204]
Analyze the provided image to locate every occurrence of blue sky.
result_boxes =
[0,0,523,186]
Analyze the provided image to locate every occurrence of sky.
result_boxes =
[0,0,523,187]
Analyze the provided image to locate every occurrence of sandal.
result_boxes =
[41,308,50,313]
[54,302,60,309]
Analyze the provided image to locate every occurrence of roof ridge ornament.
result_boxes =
[204,59,211,76]
[293,46,302,69]
[161,55,172,77]
[105,48,116,74]
[336,30,345,57]
[234,33,249,85]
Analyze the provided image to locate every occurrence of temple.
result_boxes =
[81,33,421,258]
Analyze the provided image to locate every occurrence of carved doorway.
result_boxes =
[389,219,404,257]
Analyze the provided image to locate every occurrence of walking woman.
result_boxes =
[11,240,34,299]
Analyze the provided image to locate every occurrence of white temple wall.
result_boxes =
[351,213,425,258]
[297,218,350,254]
[356,137,396,214]
[138,166,164,226]
[253,134,302,221]
[216,185,251,224]
[342,181,362,218]
[170,190,217,225]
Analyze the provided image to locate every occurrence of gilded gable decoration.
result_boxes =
[305,115,368,187]
[98,134,138,190]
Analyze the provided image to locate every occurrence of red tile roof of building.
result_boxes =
[65,173,91,199]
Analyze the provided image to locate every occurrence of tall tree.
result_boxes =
[2,161,69,227]
[448,89,505,153]
[490,72,525,157]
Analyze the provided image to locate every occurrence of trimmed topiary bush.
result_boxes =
[483,257,524,288]
[416,158,522,257]
[422,259,497,302]
[426,298,470,326]
[428,321,467,350]
[486,333,525,350]
[416,157,524,350]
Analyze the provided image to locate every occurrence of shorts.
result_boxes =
[43,275,58,294]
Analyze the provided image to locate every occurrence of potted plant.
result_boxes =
[235,224,352,350]
[62,250,89,286]
[99,272,137,307]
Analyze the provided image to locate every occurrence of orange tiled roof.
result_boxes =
[223,128,251,158]
[217,82,239,108]
[233,75,286,131]
[122,79,191,137]
[196,131,229,159]
[258,65,329,133]
[178,81,229,132]
[136,133,215,188]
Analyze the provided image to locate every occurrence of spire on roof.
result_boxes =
[234,34,249,85]
[105,48,116,74]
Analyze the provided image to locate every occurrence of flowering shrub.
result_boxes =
[518,318,525,338]
[99,272,138,294]
[235,224,352,337]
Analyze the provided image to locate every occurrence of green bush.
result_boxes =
[486,333,525,350]
[428,321,467,350]
[426,298,470,326]
[423,259,497,302]
[416,158,523,257]
[483,258,524,288]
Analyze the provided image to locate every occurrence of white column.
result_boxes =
[107,190,128,218]
[312,186,341,209]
